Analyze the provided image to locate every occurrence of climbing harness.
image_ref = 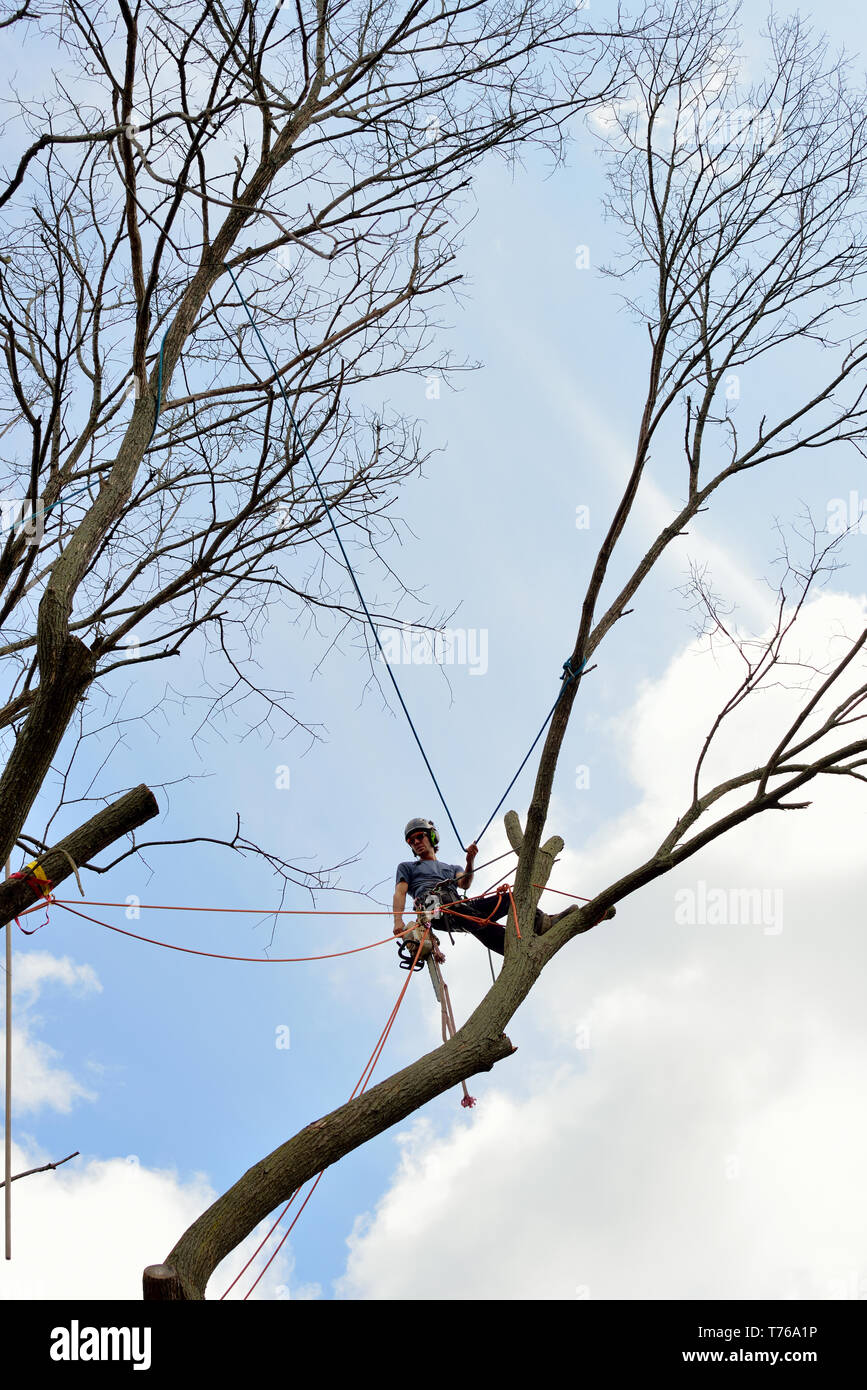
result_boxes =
[396,871,464,972]
[396,881,452,971]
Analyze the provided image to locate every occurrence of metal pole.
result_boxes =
[4,857,11,1259]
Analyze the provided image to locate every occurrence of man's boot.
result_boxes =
[533,904,576,936]
[534,904,616,937]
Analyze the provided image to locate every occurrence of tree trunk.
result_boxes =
[0,631,96,868]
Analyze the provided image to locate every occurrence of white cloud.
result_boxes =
[6,1023,96,1115]
[338,591,867,1300]
[13,951,101,1004]
[2,950,102,1115]
[340,980,867,1299]
[0,1141,316,1301]
[0,945,319,1301]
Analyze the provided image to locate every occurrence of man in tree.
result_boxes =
[392,817,574,955]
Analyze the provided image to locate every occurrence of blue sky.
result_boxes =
[2,0,867,1300]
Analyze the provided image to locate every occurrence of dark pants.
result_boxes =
[440,891,512,956]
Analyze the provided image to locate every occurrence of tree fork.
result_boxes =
[0,783,159,929]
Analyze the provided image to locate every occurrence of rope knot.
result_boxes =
[561,656,586,685]
[10,863,55,934]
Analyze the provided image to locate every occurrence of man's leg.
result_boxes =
[441,891,511,955]
[444,891,575,954]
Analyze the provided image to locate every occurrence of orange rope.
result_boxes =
[439,891,507,928]
[54,901,415,963]
[506,885,522,939]
[54,899,394,914]
[49,883,511,915]
[223,927,431,1301]
[218,1188,302,1299]
[38,884,595,963]
[240,1173,326,1300]
[438,886,522,938]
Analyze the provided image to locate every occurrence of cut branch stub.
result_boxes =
[142,1265,187,1301]
[505,809,563,930]
[530,831,564,919]
[504,809,524,854]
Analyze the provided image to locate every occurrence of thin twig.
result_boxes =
[0,1151,79,1188]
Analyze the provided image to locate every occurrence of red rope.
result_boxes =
[54,900,396,915]
[29,881,596,971]
[217,1189,302,1299]
[50,883,509,916]
[54,901,416,964]
[221,928,431,1301]
[47,883,594,964]
[240,1173,326,1300]
[439,887,509,928]
[507,885,522,939]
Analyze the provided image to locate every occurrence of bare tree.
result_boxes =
[139,1,867,1298]
[0,0,632,887]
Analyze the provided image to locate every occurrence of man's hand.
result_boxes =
[457,841,478,891]
[393,920,406,937]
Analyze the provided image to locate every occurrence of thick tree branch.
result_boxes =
[0,784,159,928]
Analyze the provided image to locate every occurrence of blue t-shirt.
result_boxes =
[396,857,463,903]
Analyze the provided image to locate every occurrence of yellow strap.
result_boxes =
[25,861,52,895]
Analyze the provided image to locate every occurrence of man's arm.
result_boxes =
[393,880,409,936]
[455,841,478,891]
